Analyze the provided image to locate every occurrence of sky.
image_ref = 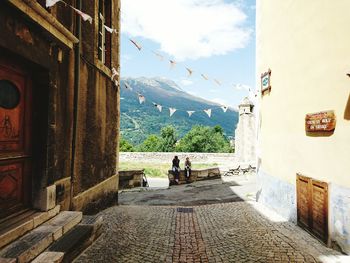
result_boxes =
[120,0,256,109]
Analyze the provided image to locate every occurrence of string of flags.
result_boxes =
[46,0,93,23]
[45,0,254,96]
[122,81,230,119]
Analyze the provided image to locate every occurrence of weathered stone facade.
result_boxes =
[0,0,120,215]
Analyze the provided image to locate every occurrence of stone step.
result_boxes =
[0,211,82,263]
[46,215,103,263]
[0,206,61,249]
[31,252,64,263]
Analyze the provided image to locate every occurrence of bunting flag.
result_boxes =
[46,0,60,7]
[111,67,119,81]
[124,82,132,90]
[152,51,164,61]
[138,94,145,104]
[129,39,142,51]
[186,67,193,77]
[72,7,93,23]
[221,106,228,113]
[204,109,212,118]
[104,25,116,33]
[201,74,209,80]
[169,60,176,69]
[187,111,195,117]
[169,107,177,117]
[153,103,162,112]
[214,79,222,86]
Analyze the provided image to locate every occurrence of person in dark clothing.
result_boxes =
[172,156,180,184]
[184,157,192,183]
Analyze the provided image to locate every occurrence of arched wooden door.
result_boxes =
[0,61,32,218]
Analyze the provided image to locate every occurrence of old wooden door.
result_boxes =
[0,61,32,218]
[296,174,328,243]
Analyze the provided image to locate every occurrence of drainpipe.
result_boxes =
[70,0,81,210]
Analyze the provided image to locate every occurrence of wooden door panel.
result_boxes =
[0,161,23,202]
[0,68,26,153]
[296,174,328,243]
[297,176,310,228]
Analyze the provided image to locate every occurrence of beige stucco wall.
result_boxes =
[256,0,350,187]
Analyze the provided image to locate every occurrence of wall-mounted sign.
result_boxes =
[261,69,271,94]
[305,111,336,132]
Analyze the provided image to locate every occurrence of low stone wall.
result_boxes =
[120,152,235,164]
[168,167,221,185]
[119,170,144,189]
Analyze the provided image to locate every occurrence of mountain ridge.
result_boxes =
[120,77,239,144]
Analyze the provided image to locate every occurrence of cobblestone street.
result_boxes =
[75,178,342,263]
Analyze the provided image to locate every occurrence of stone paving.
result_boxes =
[75,204,341,262]
[75,177,342,263]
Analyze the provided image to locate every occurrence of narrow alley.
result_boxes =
[75,177,342,262]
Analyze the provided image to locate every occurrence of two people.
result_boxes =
[172,156,192,184]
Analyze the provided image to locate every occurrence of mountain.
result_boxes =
[120,77,239,145]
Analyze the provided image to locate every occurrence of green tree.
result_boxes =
[158,126,177,152]
[137,134,162,152]
[119,137,135,152]
[175,125,232,153]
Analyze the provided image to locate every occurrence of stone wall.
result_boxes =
[120,152,235,165]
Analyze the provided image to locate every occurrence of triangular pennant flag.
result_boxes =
[104,25,115,33]
[111,67,119,80]
[129,39,142,51]
[186,67,193,77]
[201,74,209,80]
[72,7,93,24]
[152,51,164,61]
[169,108,177,117]
[187,111,195,117]
[169,60,176,69]
[204,109,212,118]
[46,0,60,7]
[214,79,221,86]
[153,103,162,112]
[124,82,132,90]
[138,94,145,104]
[221,106,228,113]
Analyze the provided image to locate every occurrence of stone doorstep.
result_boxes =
[0,206,61,249]
[0,211,82,263]
[46,215,103,262]
[31,252,64,263]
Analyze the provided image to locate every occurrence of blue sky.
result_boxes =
[120,0,256,108]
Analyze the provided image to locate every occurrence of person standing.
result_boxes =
[184,157,192,183]
[172,156,180,184]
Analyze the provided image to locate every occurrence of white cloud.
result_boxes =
[187,91,198,96]
[122,0,252,61]
[180,79,193,86]
[209,89,218,93]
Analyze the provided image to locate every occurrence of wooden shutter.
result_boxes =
[296,174,328,243]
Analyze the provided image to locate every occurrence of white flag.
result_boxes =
[124,82,132,90]
[111,67,119,80]
[169,108,177,117]
[153,103,162,112]
[138,94,145,104]
[46,0,60,7]
[104,25,115,33]
[221,106,228,113]
[72,7,93,24]
[187,111,195,117]
[204,109,212,118]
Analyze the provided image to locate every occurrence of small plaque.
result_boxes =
[261,69,271,94]
[305,111,336,132]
